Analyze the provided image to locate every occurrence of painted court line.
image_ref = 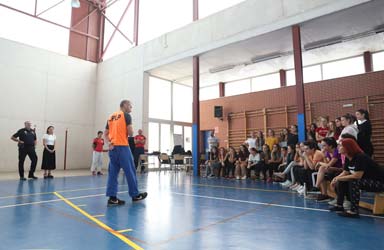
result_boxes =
[53,192,143,250]
[171,191,384,219]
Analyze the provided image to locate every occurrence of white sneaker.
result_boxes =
[297,186,304,193]
[241,175,247,180]
[343,200,351,210]
[328,199,337,206]
[280,180,289,185]
[236,176,240,180]
[289,184,299,190]
[293,185,303,191]
[281,180,292,187]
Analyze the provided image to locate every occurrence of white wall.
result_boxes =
[0,38,97,172]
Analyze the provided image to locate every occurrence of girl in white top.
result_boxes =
[42,126,56,178]
[339,114,359,140]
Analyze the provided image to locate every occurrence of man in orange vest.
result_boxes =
[104,100,147,206]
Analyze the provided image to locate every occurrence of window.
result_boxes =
[160,124,171,154]
[149,77,171,120]
[148,122,159,152]
[139,0,192,44]
[303,65,322,83]
[0,4,70,55]
[373,51,384,71]
[251,73,280,92]
[200,85,219,100]
[322,56,364,80]
[173,83,192,122]
[286,69,296,86]
[225,79,251,96]
[200,0,246,19]
[184,126,192,151]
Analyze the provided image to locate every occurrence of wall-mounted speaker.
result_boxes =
[214,106,223,118]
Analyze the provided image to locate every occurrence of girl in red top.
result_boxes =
[91,131,105,175]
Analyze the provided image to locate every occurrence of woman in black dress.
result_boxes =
[42,126,56,178]
[355,109,373,157]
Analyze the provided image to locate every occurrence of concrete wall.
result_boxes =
[0,38,97,172]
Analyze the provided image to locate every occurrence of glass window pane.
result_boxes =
[286,69,296,86]
[139,0,192,44]
[251,73,280,92]
[173,83,192,123]
[160,124,171,154]
[303,65,322,83]
[373,51,384,71]
[174,125,183,135]
[184,126,192,152]
[322,56,365,80]
[149,77,171,120]
[200,0,246,19]
[148,122,159,153]
[0,7,69,55]
[200,85,219,101]
[225,79,251,96]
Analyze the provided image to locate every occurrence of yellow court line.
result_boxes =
[118,229,133,233]
[53,192,143,250]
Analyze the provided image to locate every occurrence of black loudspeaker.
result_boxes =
[214,106,223,118]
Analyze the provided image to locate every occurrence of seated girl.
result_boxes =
[235,145,249,180]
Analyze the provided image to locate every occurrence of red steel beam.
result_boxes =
[133,0,140,46]
[193,0,199,21]
[36,0,65,17]
[102,13,133,44]
[101,0,134,60]
[0,3,99,40]
[72,0,119,29]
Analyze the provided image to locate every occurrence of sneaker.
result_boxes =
[305,194,318,200]
[289,183,299,190]
[273,172,285,179]
[92,171,96,176]
[281,180,292,187]
[343,200,351,210]
[293,185,303,191]
[236,176,240,180]
[107,198,125,206]
[338,211,360,218]
[241,175,247,180]
[328,199,337,206]
[298,186,306,195]
[316,194,331,202]
[132,192,148,202]
[97,171,103,175]
[28,175,38,180]
[329,206,344,212]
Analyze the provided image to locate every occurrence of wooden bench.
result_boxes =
[327,182,384,215]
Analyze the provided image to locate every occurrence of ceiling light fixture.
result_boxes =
[251,52,282,63]
[209,64,236,74]
[304,36,343,51]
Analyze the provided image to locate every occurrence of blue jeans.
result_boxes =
[106,146,139,198]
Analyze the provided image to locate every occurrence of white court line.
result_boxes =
[171,192,384,220]
[1,189,384,220]
[0,192,127,209]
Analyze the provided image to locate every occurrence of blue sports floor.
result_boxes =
[0,172,384,250]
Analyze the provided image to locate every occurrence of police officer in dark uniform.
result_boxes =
[11,121,38,180]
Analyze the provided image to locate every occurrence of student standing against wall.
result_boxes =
[42,126,56,179]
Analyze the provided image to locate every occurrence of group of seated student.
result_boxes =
[204,109,384,218]
[273,109,384,218]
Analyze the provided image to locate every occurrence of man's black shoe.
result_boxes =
[107,198,125,206]
[132,192,148,202]
[20,177,27,181]
[28,175,38,180]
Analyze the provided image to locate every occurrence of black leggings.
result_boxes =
[293,167,314,188]
[247,162,265,177]
[336,179,384,212]
[224,162,235,176]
